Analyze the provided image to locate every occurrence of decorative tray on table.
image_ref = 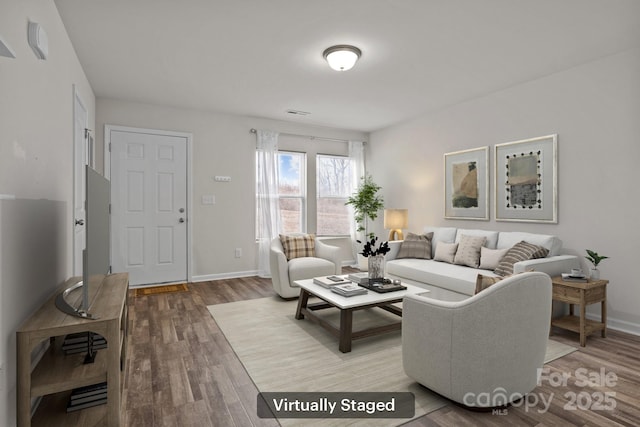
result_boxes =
[357,278,407,293]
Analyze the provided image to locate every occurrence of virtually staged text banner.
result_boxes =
[257,392,415,418]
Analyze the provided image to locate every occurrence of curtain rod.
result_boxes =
[250,128,365,144]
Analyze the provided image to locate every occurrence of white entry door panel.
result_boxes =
[110,130,188,286]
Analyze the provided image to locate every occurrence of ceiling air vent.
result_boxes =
[286,109,311,116]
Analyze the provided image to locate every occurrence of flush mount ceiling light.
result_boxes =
[322,45,361,71]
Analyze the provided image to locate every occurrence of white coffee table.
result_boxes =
[294,277,427,353]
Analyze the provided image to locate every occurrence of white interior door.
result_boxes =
[110,129,188,286]
[73,89,88,276]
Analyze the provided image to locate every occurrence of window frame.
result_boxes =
[316,153,352,237]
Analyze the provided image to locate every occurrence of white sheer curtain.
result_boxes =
[348,140,365,265]
[256,130,280,278]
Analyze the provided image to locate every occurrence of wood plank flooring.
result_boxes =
[122,272,640,426]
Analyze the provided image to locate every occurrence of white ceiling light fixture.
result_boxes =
[323,45,361,71]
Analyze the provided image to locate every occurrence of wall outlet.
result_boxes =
[235,248,242,258]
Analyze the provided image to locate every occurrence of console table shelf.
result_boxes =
[17,273,129,427]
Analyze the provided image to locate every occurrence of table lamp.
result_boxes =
[384,209,408,241]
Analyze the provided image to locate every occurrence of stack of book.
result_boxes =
[561,273,588,283]
[62,332,107,355]
[313,275,351,288]
[347,272,369,285]
[330,283,368,297]
[66,382,107,412]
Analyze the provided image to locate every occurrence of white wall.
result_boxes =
[0,1,95,425]
[95,99,366,279]
[368,48,640,334]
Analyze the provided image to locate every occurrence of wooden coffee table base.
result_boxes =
[295,289,403,353]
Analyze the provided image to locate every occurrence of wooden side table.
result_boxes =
[550,276,607,347]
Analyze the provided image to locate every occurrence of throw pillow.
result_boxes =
[433,242,458,264]
[397,232,434,259]
[475,268,535,294]
[494,241,549,277]
[453,234,487,268]
[479,247,509,270]
[475,274,503,294]
[279,234,315,260]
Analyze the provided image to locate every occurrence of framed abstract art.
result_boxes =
[495,134,557,223]
[444,146,489,220]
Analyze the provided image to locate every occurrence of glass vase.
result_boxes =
[368,254,384,280]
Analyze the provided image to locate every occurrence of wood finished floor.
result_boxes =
[123,272,640,427]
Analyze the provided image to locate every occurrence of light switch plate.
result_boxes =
[202,195,215,205]
[214,176,231,182]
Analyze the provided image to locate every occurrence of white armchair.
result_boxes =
[402,271,552,408]
[269,236,342,298]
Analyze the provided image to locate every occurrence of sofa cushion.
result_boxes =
[479,247,509,270]
[288,257,335,284]
[455,229,499,249]
[496,232,562,256]
[423,226,457,256]
[386,258,497,296]
[494,241,549,277]
[397,232,434,259]
[279,234,315,260]
[433,242,458,263]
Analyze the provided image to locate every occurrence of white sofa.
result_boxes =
[385,226,579,302]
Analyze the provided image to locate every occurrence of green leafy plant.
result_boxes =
[345,174,384,241]
[585,249,609,268]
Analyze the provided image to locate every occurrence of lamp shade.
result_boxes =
[384,209,408,229]
[323,45,361,71]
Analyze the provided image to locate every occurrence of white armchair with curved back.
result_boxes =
[270,234,342,298]
[402,271,552,408]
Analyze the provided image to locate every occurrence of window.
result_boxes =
[278,151,306,234]
[316,154,351,236]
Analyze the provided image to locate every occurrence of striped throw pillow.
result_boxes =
[279,234,316,260]
[494,241,548,277]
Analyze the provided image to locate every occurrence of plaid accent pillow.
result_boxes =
[397,232,434,259]
[494,241,549,277]
[279,234,316,260]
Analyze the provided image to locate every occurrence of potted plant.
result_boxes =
[585,249,609,280]
[346,174,384,241]
[359,236,390,280]
[346,174,385,270]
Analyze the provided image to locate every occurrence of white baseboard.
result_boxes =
[192,270,259,282]
[586,313,640,337]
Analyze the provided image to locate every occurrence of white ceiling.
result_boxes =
[54,0,640,132]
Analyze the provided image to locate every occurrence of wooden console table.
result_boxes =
[17,273,129,427]
[550,276,607,347]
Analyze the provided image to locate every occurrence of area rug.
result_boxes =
[208,297,576,426]
[133,283,188,297]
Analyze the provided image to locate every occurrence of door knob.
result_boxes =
[179,208,185,213]
[179,218,185,223]
[75,219,84,226]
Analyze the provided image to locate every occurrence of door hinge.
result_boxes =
[109,204,111,214]
[109,142,112,152]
